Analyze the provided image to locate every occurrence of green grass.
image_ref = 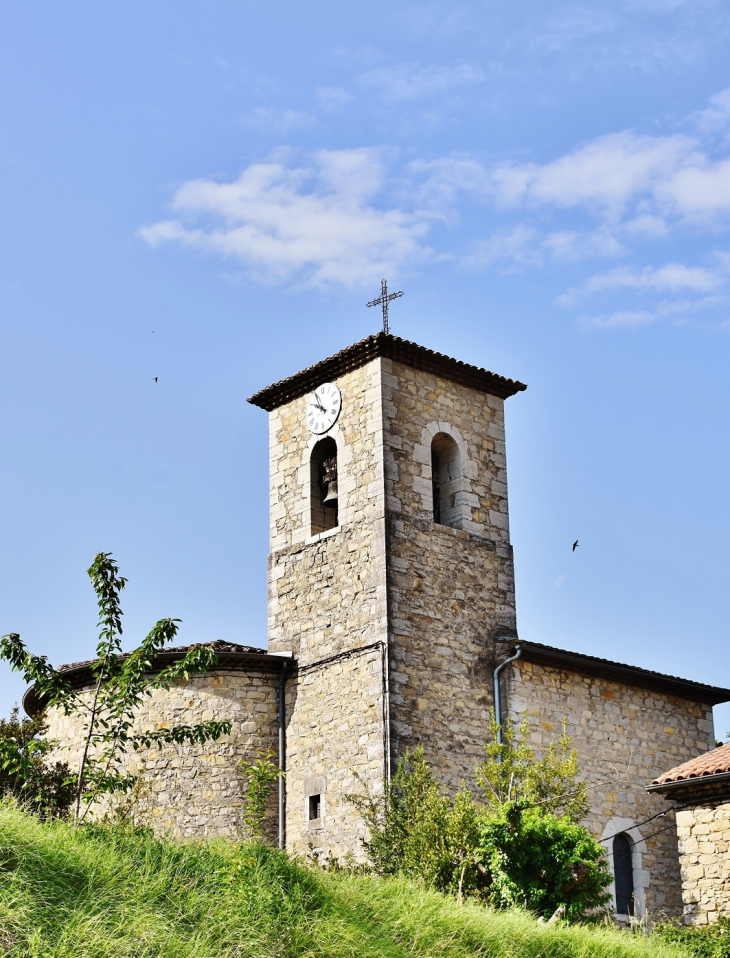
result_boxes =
[0,801,689,958]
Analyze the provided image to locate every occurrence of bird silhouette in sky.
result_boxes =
[572,540,579,552]
[153,377,158,383]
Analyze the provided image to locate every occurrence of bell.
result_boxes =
[323,480,338,504]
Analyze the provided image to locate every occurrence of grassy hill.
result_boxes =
[0,802,690,958]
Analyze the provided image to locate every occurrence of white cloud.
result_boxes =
[358,62,485,101]
[584,310,659,329]
[414,115,730,226]
[463,225,623,271]
[463,226,542,270]
[489,131,700,215]
[541,229,624,261]
[559,262,724,304]
[138,149,435,288]
[580,291,729,329]
[690,87,730,136]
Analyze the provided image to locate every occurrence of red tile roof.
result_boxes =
[652,743,730,786]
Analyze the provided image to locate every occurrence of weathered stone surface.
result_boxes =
[45,667,280,841]
[508,659,715,917]
[381,359,517,789]
[675,804,730,923]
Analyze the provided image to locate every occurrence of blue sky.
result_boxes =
[1,1,730,740]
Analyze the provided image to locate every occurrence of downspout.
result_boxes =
[278,659,289,850]
[492,639,523,754]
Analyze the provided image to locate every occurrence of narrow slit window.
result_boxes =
[613,833,634,916]
[310,437,338,535]
[308,794,321,821]
[430,432,462,529]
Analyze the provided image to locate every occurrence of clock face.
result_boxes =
[306,382,342,434]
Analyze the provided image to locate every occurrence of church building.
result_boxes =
[30,331,730,920]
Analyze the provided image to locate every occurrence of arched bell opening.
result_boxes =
[431,432,462,529]
[310,436,338,535]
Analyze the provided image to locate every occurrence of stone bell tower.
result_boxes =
[248,332,526,858]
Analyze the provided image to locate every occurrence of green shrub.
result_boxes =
[348,717,612,919]
[239,749,283,842]
[476,800,612,920]
[0,707,74,816]
[655,915,730,958]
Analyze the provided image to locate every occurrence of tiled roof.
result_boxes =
[24,640,285,717]
[651,743,730,786]
[247,331,527,411]
[517,641,730,705]
[57,640,266,673]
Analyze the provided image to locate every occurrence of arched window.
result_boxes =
[310,437,338,535]
[431,432,462,529]
[613,833,634,916]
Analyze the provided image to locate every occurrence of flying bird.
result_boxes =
[153,377,158,383]
[572,540,579,552]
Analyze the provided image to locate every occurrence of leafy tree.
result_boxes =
[239,750,283,842]
[348,718,612,919]
[347,747,481,898]
[472,714,610,919]
[476,713,588,823]
[0,707,74,815]
[476,801,611,921]
[1,552,232,822]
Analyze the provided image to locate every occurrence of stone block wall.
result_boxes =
[676,803,730,924]
[44,666,280,840]
[381,358,518,790]
[508,658,716,917]
[284,646,386,860]
[266,360,389,857]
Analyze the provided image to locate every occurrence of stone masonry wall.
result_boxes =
[284,646,386,861]
[676,802,730,924]
[508,658,716,918]
[266,360,388,856]
[267,359,387,665]
[381,358,518,790]
[44,666,279,840]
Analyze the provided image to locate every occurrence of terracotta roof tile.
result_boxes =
[58,640,266,673]
[652,743,730,786]
[247,331,527,411]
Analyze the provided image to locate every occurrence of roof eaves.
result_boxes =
[517,641,730,705]
[646,770,730,794]
[247,332,527,411]
[23,648,292,717]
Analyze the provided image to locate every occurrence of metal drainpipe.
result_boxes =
[278,659,289,850]
[492,640,523,756]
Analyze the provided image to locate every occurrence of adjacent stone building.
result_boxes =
[648,743,730,923]
[25,332,730,918]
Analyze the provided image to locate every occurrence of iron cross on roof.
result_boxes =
[366,279,403,335]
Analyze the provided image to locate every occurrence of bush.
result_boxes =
[477,800,611,921]
[0,707,74,816]
[347,717,612,919]
[654,916,730,958]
